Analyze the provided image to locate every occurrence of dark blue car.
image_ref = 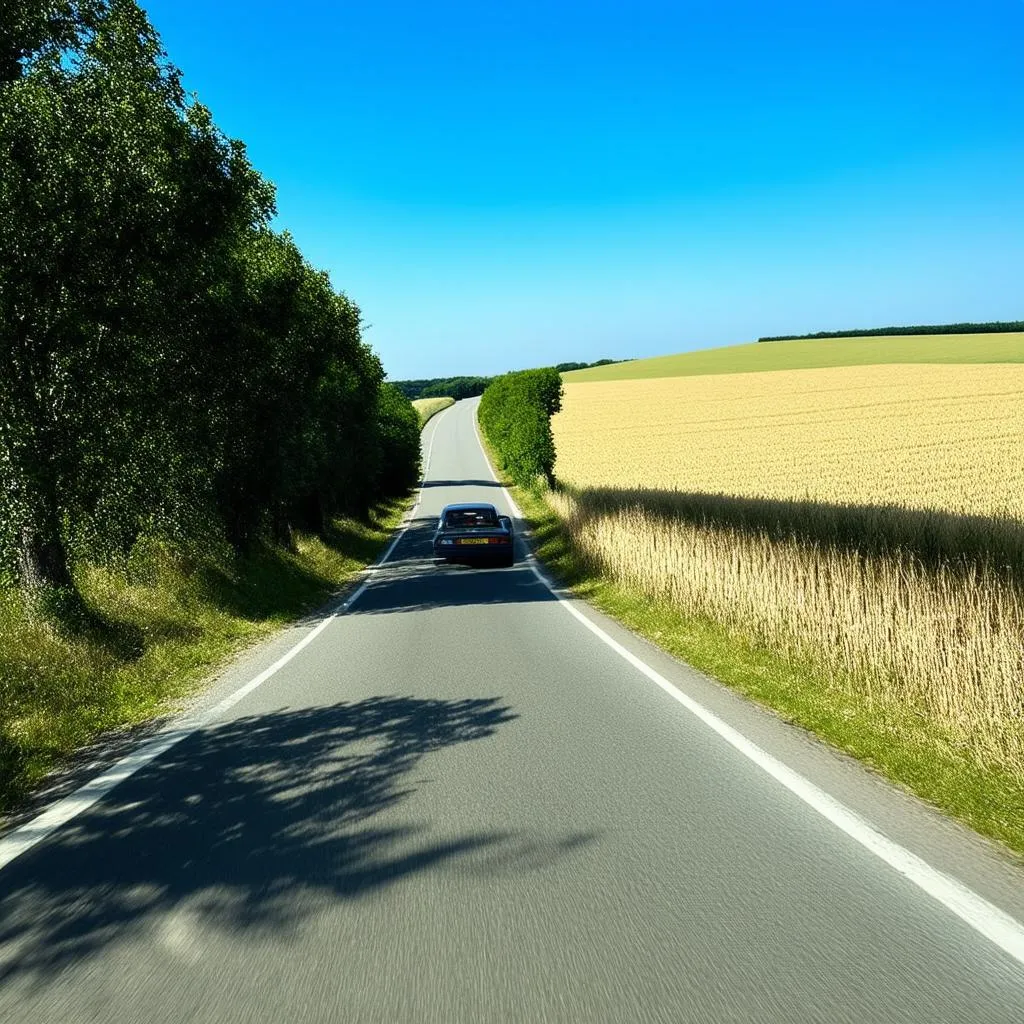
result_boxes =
[432,502,515,567]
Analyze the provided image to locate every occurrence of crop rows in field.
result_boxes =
[552,364,1024,520]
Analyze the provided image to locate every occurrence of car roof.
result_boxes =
[441,502,498,513]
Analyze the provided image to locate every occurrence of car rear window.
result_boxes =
[444,509,498,528]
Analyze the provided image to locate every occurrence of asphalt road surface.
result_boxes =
[2,397,1024,1023]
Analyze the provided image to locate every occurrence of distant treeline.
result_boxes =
[553,358,626,372]
[0,2,420,595]
[393,377,494,401]
[394,359,626,401]
[759,322,1024,343]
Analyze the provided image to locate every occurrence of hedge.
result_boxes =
[477,368,563,486]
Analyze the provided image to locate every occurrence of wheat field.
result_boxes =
[553,364,1024,518]
[412,396,455,428]
[547,363,1024,772]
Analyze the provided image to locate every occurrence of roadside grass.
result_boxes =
[0,499,407,817]
[497,470,1024,859]
[562,331,1024,382]
[412,396,455,427]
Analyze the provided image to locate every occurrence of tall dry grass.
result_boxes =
[547,486,1024,775]
[548,363,1024,776]
[412,396,455,428]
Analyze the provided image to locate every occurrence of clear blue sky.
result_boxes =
[144,0,1024,379]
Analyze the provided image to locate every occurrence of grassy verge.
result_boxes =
[481,425,1024,856]
[412,396,455,427]
[0,499,408,817]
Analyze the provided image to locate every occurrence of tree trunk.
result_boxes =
[271,508,297,552]
[16,519,73,593]
[296,490,328,538]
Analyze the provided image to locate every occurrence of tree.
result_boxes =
[0,2,104,83]
[478,368,562,486]
[374,384,421,497]
[0,1,421,598]
[0,0,270,592]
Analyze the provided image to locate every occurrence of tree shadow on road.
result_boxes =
[420,479,505,490]
[350,562,556,615]
[0,696,597,985]
[343,517,554,616]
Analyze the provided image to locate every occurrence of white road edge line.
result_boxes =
[471,398,1024,968]
[0,406,452,874]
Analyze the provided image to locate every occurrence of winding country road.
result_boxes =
[2,397,1024,1022]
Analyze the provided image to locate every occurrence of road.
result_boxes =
[2,397,1024,1023]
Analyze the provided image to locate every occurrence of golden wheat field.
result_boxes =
[548,487,1024,770]
[412,396,455,427]
[546,362,1024,774]
[552,363,1024,518]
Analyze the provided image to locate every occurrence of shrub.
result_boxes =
[478,368,563,486]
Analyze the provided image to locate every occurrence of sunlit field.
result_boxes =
[412,396,455,427]
[562,332,1024,383]
[547,362,1024,777]
[553,364,1024,518]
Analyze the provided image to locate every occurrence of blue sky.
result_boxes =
[144,0,1024,379]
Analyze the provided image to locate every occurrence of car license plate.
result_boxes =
[458,538,489,545]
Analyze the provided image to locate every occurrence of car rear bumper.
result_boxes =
[434,541,514,561]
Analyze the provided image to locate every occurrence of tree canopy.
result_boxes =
[0,1,419,593]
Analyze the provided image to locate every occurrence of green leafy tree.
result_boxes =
[0,2,104,83]
[374,383,421,497]
[0,0,421,599]
[0,0,270,591]
[478,368,562,486]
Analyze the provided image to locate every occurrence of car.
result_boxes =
[432,502,515,567]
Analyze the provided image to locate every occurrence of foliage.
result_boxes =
[374,384,422,496]
[478,368,562,486]
[420,376,491,400]
[0,1,105,83]
[393,360,626,400]
[0,1,418,597]
[393,375,493,401]
[554,358,626,372]
[759,320,1024,342]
